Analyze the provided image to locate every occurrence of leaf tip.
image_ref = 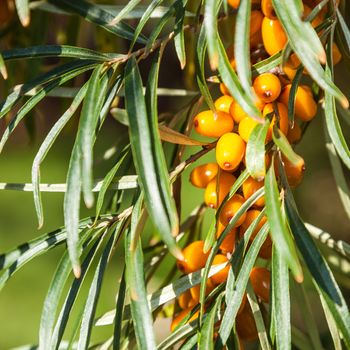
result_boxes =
[173,246,184,261]
[294,271,304,284]
[341,96,349,109]
[73,265,81,279]
[0,66,8,80]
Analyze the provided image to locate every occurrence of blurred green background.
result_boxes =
[1,2,350,349]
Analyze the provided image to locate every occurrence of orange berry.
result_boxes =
[283,62,297,80]
[332,43,342,66]
[261,0,277,19]
[220,83,230,96]
[258,236,273,259]
[178,290,193,310]
[287,122,302,144]
[253,73,281,103]
[193,110,234,138]
[242,176,265,207]
[216,222,237,253]
[262,17,288,56]
[238,117,259,143]
[211,254,230,285]
[170,308,199,331]
[177,241,210,274]
[214,95,234,114]
[250,11,264,37]
[282,155,305,188]
[229,99,264,124]
[279,84,317,122]
[236,303,258,341]
[250,267,271,303]
[263,102,289,141]
[190,163,219,188]
[216,132,246,171]
[240,210,267,240]
[250,30,263,50]
[219,194,247,228]
[227,0,240,9]
[204,172,236,209]
[303,5,323,28]
[190,278,215,303]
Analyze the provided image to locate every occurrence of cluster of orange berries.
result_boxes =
[171,0,342,343]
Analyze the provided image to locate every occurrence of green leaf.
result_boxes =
[217,224,269,346]
[0,54,7,79]
[287,66,303,123]
[272,246,291,350]
[264,163,303,282]
[1,45,117,62]
[272,126,304,166]
[198,294,223,350]
[272,0,348,107]
[324,65,350,170]
[204,0,221,69]
[108,0,141,26]
[48,0,146,44]
[252,52,282,77]
[32,83,88,228]
[246,119,270,181]
[174,0,188,69]
[79,65,109,208]
[77,230,118,350]
[0,64,96,154]
[113,270,127,350]
[246,282,271,350]
[15,0,30,26]
[217,36,262,121]
[234,0,253,97]
[125,56,180,259]
[336,8,350,53]
[125,196,157,350]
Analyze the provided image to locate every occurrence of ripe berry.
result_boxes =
[220,83,230,96]
[250,267,271,303]
[214,95,234,114]
[178,290,194,310]
[177,240,210,274]
[287,122,302,144]
[190,163,219,188]
[230,99,264,124]
[204,172,236,209]
[240,210,267,240]
[219,194,247,228]
[261,0,277,19]
[279,84,317,122]
[253,73,282,103]
[333,43,342,66]
[190,278,215,303]
[193,110,234,138]
[216,132,246,171]
[171,308,199,331]
[227,0,240,9]
[250,11,264,37]
[282,155,306,188]
[236,303,258,341]
[242,177,265,207]
[211,254,230,285]
[263,102,289,141]
[238,117,259,143]
[259,236,272,259]
[216,222,237,254]
[261,17,288,56]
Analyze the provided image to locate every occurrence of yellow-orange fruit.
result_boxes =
[220,83,230,96]
[204,172,236,209]
[303,5,323,28]
[250,30,263,49]
[216,222,237,253]
[171,309,199,331]
[177,241,210,274]
[190,278,215,303]
[250,267,271,303]
[259,236,273,259]
[263,102,289,141]
[287,122,302,144]
[261,0,277,19]
[262,17,288,56]
[193,110,234,138]
[242,176,265,207]
[279,84,317,122]
[214,95,234,114]
[227,0,240,9]
[250,11,264,37]
[236,303,258,341]
[283,155,306,188]
[240,210,267,240]
[211,254,230,285]
[219,194,247,228]
[283,62,297,80]
[216,132,246,171]
[230,99,264,124]
[333,43,342,65]
[190,163,219,188]
[178,290,194,310]
[238,117,259,143]
[253,73,282,103]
